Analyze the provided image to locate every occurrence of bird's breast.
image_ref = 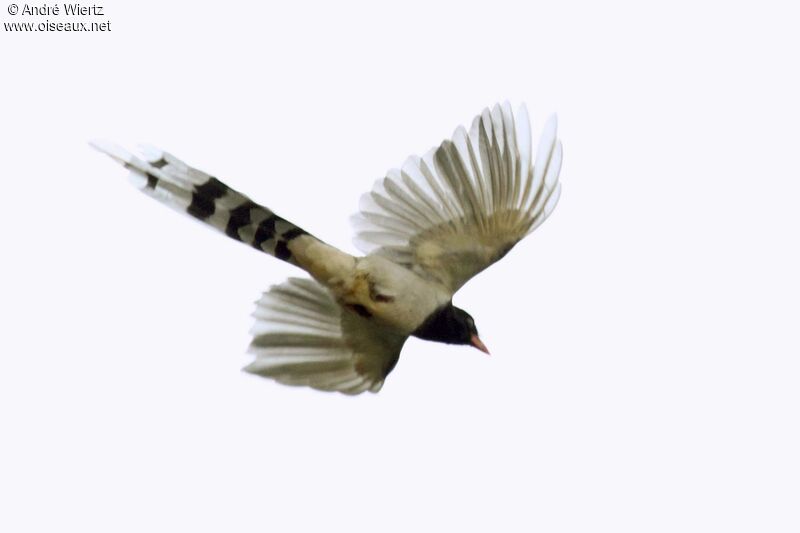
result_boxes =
[330,255,450,334]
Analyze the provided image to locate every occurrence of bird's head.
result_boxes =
[412,304,490,354]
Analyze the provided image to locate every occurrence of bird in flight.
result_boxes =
[93,102,562,394]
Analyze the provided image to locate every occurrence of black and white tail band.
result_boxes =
[91,142,313,266]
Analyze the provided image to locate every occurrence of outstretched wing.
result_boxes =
[245,278,407,395]
[352,102,562,294]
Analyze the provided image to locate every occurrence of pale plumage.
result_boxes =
[353,103,562,292]
[247,278,405,394]
[93,102,563,394]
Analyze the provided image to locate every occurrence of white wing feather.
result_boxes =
[245,278,406,395]
[352,102,562,293]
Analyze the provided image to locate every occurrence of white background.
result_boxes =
[1,1,798,531]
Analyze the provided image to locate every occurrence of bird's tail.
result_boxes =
[91,142,314,267]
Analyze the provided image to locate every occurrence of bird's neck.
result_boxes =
[411,305,461,344]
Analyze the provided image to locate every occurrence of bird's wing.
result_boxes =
[245,278,407,395]
[352,102,562,294]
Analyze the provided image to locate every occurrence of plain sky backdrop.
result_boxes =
[1,1,798,532]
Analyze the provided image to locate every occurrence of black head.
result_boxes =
[411,304,490,354]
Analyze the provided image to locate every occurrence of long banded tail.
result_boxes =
[91,142,313,266]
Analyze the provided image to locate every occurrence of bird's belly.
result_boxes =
[330,256,450,334]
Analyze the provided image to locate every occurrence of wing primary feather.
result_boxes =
[357,211,418,234]
[490,104,508,214]
[452,126,490,232]
[418,155,462,225]
[527,114,558,213]
[527,134,562,220]
[478,110,502,220]
[501,102,520,217]
[371,191,426,229]
[530,182,562,233]
[382,177,438,227]
[246,278,406,394]
[434,141,485,233]
[517,104,535,210]
[462,126,491,228]
[351,102,563,293]
[399,169,445,227]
